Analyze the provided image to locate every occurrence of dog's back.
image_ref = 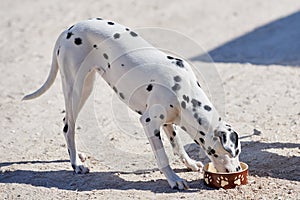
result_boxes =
[55,19,200,115]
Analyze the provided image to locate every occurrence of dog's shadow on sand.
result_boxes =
[0,140,299,192]
[0,162,204,193]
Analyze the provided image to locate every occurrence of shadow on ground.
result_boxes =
[0,141,299,192]
[240,141,300,181]
[191,11,300,66]
[0,163,205,193]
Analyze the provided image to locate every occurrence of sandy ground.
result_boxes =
[1,0,300,199]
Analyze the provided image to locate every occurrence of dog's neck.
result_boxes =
[176,84,223,153]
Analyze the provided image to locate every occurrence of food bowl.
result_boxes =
[203,162,248,189]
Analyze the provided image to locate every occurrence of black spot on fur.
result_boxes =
[113,33,120,39]
[121,64,125,66]
[107,21,115,25]
[68,25,74,31]
[236,149,240,156]
[125,28,130,31]
[175,60,184,68]
[63,124,68,133]
[194,140,199,145]
[57,48,60,56]
[154,129,161,140]
[145,118,151,122]
[181,101,186,109]
[193,113,198,119]
[172,83,181,91]
[136,110,142,115]
[183,95,189,103]
[199,131,205,136]
[119,92,125,99]
[66,32,73,39]
[170,104,174,108]
[172,131,176,137]
[204,105,212,111]
[74,37,82,45]
[167,56,174,60]
[181,126,187,131]
[71,164,76,170]
[207,147,216,156]
[146,84,153,92]
[130,31,138,37]
[186,96,190,102]
[107,63,111,68]
[113,86,118,93]
[191,99,201,107]
[219,117,222,121]
[103,53,108,59]
[214,154,219,158]
[200,138,205,144]
[96,17,103,20]
[197,118,202,125]
[197,81,201,88]
[93,44,98,49]
[159,114,164,120]
[174,76,181,82]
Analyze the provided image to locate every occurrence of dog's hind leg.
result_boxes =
[163,124,203,172]
[62,67,96,174]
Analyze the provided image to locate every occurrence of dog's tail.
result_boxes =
[22,49,59,101]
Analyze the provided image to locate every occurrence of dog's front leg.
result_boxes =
[163,124,203,172]
[140,108,188,190]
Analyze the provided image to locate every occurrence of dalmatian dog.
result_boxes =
[23,18,241,190]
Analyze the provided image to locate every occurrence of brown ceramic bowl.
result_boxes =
[203,162,248,189]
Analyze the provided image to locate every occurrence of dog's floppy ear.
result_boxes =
[215,129,239,158]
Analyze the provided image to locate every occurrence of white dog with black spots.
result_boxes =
[23,18,241,190]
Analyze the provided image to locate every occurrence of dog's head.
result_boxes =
[207,122,241,172]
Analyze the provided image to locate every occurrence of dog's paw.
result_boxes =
[72,164,90,174]
[170,178,189,190]
[162,167,189,190]
[183,158,204,172]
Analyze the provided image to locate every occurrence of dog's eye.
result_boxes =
[222,134,227,144]
[230,131,239,148]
